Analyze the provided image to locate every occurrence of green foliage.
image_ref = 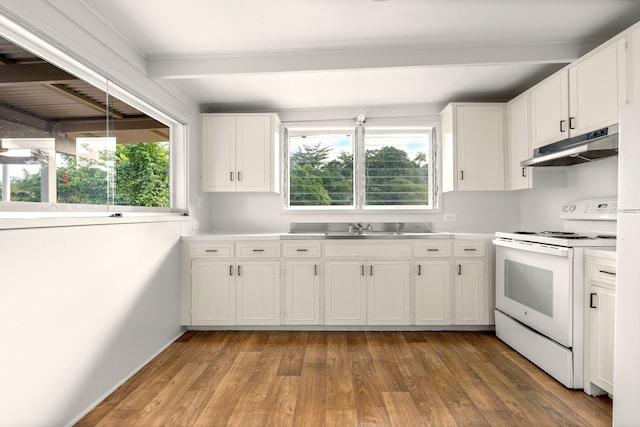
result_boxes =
[6,142,169,207]
[289,142,428,207]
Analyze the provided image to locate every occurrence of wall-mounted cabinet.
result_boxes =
[530,38,626,150]
[201,113,280,192]
[441,103,506,192]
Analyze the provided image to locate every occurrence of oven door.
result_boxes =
[493,239,574,347]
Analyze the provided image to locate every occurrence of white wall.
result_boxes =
[519,157,619,230]
[0,2,201,425]
[207,190,521,233]
[0,221,184,426]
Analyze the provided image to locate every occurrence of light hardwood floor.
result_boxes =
[76,331,612,426]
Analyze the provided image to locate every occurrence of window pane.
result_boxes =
[289,133,353,207]
[0,34,171,211]
[364,132,430,206]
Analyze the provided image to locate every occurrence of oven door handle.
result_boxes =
[492,238,572,258]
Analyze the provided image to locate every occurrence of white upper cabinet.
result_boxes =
[201,113,280,192]
[530,38,626,149]
[441,103,506,192]
[568,37,627,136]
[530,71,569,149]
[507,92,532,190]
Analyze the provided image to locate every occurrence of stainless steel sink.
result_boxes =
[281,221,453,240]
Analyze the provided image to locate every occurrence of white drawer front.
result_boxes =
[323,242,412,258]
[283,242,322,257]
[454,241,486,257]
[236,242,281,258]
[414,241,452,257]
[587,257,617,286]
[190,243,234,258]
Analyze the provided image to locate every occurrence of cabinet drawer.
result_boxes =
[236,242,281,258]
[283,242,322,257]
[414,241,452,257]
[454,241,486,257]
[323,242,412,258]
[587,257,617,286]
[190,243,234,258]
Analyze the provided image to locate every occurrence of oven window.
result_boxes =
[505,260,553,317]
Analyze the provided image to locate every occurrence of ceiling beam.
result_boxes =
[147,41,600,79]
[52,116,167,133]
[0,62,78,85]
[44,83,124,119]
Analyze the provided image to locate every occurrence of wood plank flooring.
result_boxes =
[75,331,612,427]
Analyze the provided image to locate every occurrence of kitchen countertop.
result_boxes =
[181,232,494,241]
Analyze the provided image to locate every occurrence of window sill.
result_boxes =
[0,212,190,230]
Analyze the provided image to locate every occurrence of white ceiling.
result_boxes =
[78,0,640,112]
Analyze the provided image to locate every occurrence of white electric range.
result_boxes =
[493,198,617,389]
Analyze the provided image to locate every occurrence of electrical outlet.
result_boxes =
[444,213,456,222]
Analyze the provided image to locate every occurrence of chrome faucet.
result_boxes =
[348,222,364,233]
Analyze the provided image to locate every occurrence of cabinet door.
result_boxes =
[235,261,280,325]
[455,105,505,191]
[191,260,235,326]
[507,93,532,190]
[415,260,452,325]
[589,284,615,394]
[235,115,272,192]
[324,261,367,325]
[569,38,626,135]
[201,115,236,191]
[284,260,320,325]
[530,71,569,149]
[367,261,411,325]
[453,259,486,325]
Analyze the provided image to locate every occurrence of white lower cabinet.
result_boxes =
[453,240,490,325]
[324,260,410,325]
[453,259,485,324]
[367,261,411,325]
[284,260,321,325]
[588,284,615,395]
[191,260,235,326]
[324,261,367,325]
[235,261,280,325]
[415,260,452,325]
[585,254,616,396]
[186,238,492,328]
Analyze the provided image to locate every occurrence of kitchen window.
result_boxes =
[0,29,185,217]
[285,125,434,210]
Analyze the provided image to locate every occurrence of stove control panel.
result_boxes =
[560,197,618,220]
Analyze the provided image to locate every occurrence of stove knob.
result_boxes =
[569,205,576,212]
[562,205,568,212]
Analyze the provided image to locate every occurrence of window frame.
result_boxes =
[283,121,438,212]
[0,14,188,221]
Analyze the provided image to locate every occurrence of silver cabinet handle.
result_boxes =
[417,265,422,276]
[560,120,566,133]
[464,248,477,252]
[252,249,264,253]
[229,265,233,276]
[460,170,464,181]
[237,172,242,181]
[457,264,462,275]
[569,117,576,130]
[296,249,308,252]
[230,171,234,181]
[237,265,242,276]
[522,167,527,178]
[361,265,365,276]
[590,292,597,309]
[598,270,616,276]
[314,265,318,276]
[205,249,218,253]
[369,265,373,276]
[427,248,439,252]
